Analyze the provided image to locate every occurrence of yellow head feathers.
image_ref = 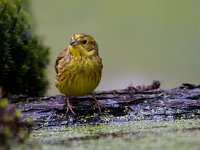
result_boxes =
[68,33,99,57]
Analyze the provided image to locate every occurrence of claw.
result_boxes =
[92,94,101,113]
[65,97,76,115]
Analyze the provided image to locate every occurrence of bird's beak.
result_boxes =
[70,40,78,46]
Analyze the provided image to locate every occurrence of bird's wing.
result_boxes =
[55,49,70,74]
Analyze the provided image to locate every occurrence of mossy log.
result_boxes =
[12,81,200,127]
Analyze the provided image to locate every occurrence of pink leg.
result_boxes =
[92,94,101,113]
[65,96,76,115]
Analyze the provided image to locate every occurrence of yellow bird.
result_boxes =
[55,33,103,114]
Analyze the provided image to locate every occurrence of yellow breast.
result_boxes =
[55,55,102,96]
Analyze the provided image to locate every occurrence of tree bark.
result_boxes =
[13,81,200,127]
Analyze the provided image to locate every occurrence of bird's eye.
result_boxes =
[82,40,87,44]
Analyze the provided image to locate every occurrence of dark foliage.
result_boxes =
[0,97,33,149]
[0,0,49,96]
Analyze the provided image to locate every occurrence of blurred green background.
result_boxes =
[30,0,200,95]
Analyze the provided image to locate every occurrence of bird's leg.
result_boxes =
[92,93,101,113]
[65,96,76,115]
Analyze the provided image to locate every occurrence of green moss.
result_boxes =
[31,119,200,150]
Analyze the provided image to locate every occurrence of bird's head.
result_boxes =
[68,33,99,57]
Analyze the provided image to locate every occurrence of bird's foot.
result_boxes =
[92,94,102,113]
[65,98,76,115]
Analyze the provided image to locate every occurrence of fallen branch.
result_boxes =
[12,81,200,127]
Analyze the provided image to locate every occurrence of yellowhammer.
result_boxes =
[55,33,103,114]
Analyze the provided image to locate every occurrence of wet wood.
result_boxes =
[13,81,200,127]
